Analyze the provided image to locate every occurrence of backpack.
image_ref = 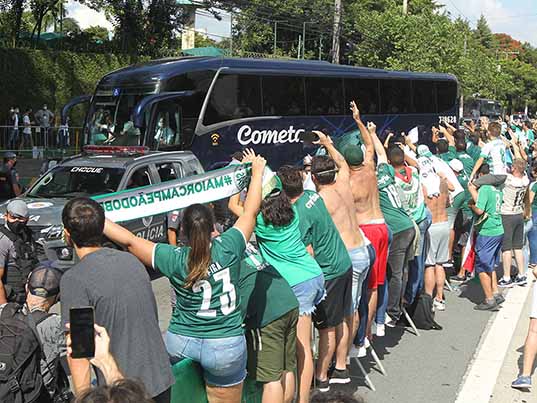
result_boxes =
[0,303,52,403]
[408,293,443,331]
[0,226,39,301]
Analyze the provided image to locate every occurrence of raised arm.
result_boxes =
[103,220,156,267]
[233,155,265,241]
[368,124,388,164]
[470,157,484,180]
[350,101,374,165]
[439,125,455,146]
[313,130,350,181]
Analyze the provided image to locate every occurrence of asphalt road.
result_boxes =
[151,276,494,403]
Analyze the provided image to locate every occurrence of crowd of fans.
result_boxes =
[3,102,537,402]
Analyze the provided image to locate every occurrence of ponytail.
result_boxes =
[183,204,214,289]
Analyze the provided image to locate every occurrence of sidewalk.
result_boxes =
[490,282,537,403]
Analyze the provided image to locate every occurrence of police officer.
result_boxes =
[0,152,21,202]
[0,200,39,304]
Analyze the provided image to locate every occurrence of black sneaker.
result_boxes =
[494,293,505,305]
[329,368,351,384]
[515,275,528,286]
[450,274,467,282]
[474,300,499,311]
[316,378,330,392]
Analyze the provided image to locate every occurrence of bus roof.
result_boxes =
[99,56,458,87]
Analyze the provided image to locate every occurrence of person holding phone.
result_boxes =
[60,198,174,402]
[103,153,266,403]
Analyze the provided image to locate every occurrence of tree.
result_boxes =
[61,17,81,36]
[84,25,109,42]
[474,15,494,49]
[194,32,217,47]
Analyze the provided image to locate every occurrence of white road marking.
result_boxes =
[455,284,532,403]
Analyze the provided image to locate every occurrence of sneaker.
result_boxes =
[357,345,367,358]
[316,378,330,392]
[348,345,360,359]
[329,368,351,384]
[385,315,396,328]
[433,299,446,311]
[515,275,528,286]
[494,293,505,306]
[498,278,514,288]
[511,375,532,389]
[450,274,467,282]
[375,323,385,337]
[474,300,499,311]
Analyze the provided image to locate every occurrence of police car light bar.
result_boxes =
[83,145,149,156]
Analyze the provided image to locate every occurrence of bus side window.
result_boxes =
[380,80,411,114]
[204,74,262,125]
[437,81,458,113]
[412,80,436,113]
[344,78,379,114]
[305,77,344,116]
[261,76,305,116]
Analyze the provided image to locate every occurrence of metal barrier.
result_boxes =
[0,124,83,157]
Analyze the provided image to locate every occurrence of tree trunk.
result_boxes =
[330,0,342,64]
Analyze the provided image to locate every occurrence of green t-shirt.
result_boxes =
[393,166,427,223]
[238,244,299,329]
[255,206,322,287]
[456,170,473,217]
[294,190,351,280]
[455,151,475,177]
[153,227,246,339]
[377,163,414,234]
[531,182,537,211]
[438,146,457,164]
[476,185,504,236]
[466,142,481,162]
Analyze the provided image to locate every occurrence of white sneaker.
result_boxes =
[375,323,386,337]
[348,345,360,359]
[385,314,396,328]
[433,299,446,311]
[358,345,367,358]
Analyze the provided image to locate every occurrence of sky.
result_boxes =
[65,0,537,46]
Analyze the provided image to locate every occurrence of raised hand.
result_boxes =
[350,101,361,122]
[367,121,377,134]
[241,148,256,163]
[313,130,332,146]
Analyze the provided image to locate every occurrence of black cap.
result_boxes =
[27,263,63,298]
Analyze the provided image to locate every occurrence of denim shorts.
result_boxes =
[165,332,247,387]
[291,274,326,316]
[349,245,371,312]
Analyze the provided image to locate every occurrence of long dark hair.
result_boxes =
[183,204,214,289]
[261,192,294,227]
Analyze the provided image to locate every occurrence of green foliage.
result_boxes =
[0,47,147,126]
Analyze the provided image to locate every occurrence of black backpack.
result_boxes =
[409,293,443,330]
[0,303,52,403]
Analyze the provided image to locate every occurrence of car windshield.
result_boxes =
[480,102,502,116]
[28,166,125,198]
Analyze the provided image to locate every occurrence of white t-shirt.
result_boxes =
[23,115,31,134]
[480,138,507,174]
[417,155,440,198]
[501,174,529,215]
[430,156,464,201]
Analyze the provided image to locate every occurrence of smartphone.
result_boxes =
[70,307,95,359]
[299,131,319,144]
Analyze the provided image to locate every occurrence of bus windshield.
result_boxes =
[86,86,156,146]
[28,166,125,198]
[480,101,502,117]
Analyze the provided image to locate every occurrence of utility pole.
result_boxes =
[274,21,278,55]
[460,34,467,119]
[302,22,306,59]
[298,35,302,59]
[229,12,233,56]
[403,0,408,15]
[331,0,341,64]
[319,34,323,60]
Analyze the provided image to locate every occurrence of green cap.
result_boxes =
[342,145,364,166]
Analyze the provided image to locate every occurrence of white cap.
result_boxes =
[417,144,432,157]
[449,159,464,173]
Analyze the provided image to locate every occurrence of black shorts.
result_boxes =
[501,214,524,251]
[313,268,352,330]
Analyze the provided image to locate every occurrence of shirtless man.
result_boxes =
[311,126,369,371]
[344,103,389,338]
[424,174,450,311]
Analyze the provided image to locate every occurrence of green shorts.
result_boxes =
[448,192,466,229]
[245,308,299,383]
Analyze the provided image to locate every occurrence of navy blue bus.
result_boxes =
[68,57,459,169]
